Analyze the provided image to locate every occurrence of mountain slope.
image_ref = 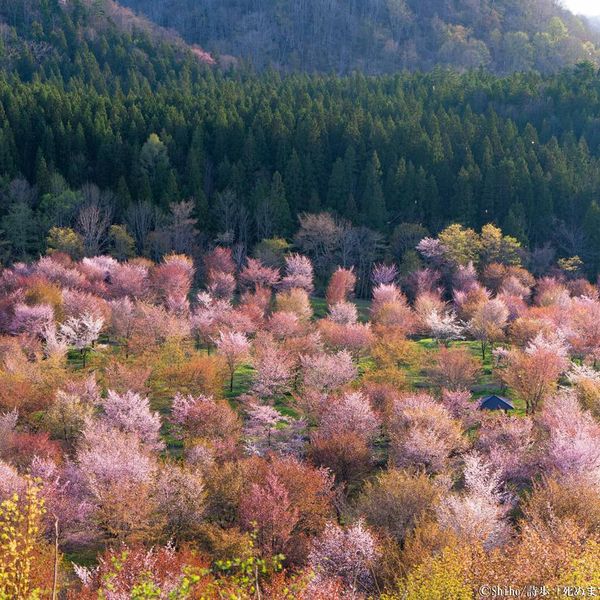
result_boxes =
[0,0,212,88]
[117,0,600,74]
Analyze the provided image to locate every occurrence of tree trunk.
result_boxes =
[51,517,59,600]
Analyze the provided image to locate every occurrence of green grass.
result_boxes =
[414,338,527,415]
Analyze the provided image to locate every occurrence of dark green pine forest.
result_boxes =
[3,0,600,275]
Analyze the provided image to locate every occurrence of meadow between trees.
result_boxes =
[3,220,600,597]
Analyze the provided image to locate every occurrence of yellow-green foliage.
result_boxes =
[561,540,600,587]
[0,481,45,600]
[395,546,472,600]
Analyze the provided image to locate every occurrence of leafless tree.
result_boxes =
[169,200,198,254]
[125,201,157,254]
[76,185,114,257]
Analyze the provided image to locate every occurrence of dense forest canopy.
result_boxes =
[3,0,600,280]
[119,0,600,73]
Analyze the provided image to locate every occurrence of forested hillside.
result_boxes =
[120,0,600,73]
[4,60,600,274]
[4,0,600,280]
[0,0,210,86]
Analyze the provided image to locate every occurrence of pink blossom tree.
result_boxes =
[10,302,54,337]
[251,336,294,400]
[467,297,510,360]
[171,393,241,457]
[436,451,513,549]
[300,350,357,394]
[279,253,314,293]
[326,267,356,305]
[318,320,374,357]
[100,390,163,451]
[371,283,416,333]
[240,470,300,557]
[154,463,205,541]
[214,330,251,392]
[475,414,534,484]
[452,262,479,292]
[539,391,600,485]
[327,301,358,325]
[267,311,302,339]
[423,308,464,345]
[76,421,158,542]
[239,258,280,291]
[318,391,380,443]
[308,520,380,596]
[388,394,464,473]
[108,296,136,353]
[151,254,194,307]
[243,402,306,457]
[59,312,105,366]
[108,262,149,299]
[207,270,236,300]
[371,263,399,286]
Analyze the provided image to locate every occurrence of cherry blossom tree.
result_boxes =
[44,389,94,448]
[440,389,477,425]
[100,390,163,451]
[300,350,357,394]
[151,254,194,307]
[416,237,448,266]
[207,270,236,300]
[154,463,206,541]
[108,297,136,353]
[240,470,300,557]
[356,469,440,546]
[107,262,149,299]
[429,347,481,391]
[326,267,356,305]
[279,253,314,293]
[500,333,569,414]
[275,288,313,322]
[566,296,600,363]
[388,394,464,473]
[76,422,158,543]
[242,456,334,564]
[475,414,534,484]
[171,393,241,459]
[452,262,479,293]
[318,320,374,357]
[250,336,294,399]
[0,460,25,500]
[62,289,110,322]
[567,363,600,419]
[243,402,306,457]
[42,323,69,360]
[308,520,380,596]
[371,283,416,333]
[467,297,509,359]
[239,258,280,291]
[328,301,358,325]
[204,246,236,276]
[59,312,104,366]
[11,303,54,337]
[437,452,513,549]
[214,331,251,392]
[423,309,464,345]
[371,263,399,286]
[539,391,600,485]
[267,311,302,339]
[319,391,380,443]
